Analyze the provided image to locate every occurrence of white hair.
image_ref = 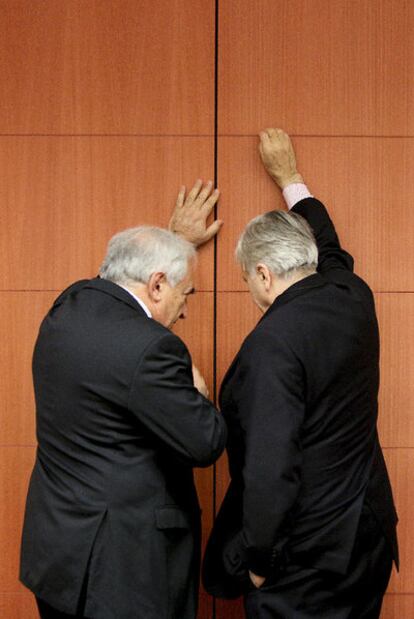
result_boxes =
[236,210,318,279]
[99,226,196,286]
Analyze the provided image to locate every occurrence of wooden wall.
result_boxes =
[0,1,412,617]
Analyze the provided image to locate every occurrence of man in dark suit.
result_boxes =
[20,182,227,619]
[201,129,398,618]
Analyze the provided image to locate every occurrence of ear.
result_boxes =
[256,263,273,291]
[147,272,167,302]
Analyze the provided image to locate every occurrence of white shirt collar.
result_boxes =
[120,286,152,318]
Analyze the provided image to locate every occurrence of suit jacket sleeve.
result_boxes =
[128,331,227,467]
[234,333,305,576]
[292,197,354,275]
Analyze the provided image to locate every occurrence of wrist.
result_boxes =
[270,172,304,190]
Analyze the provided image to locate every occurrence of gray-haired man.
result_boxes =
[20,182,226,619]
[198,129,398,618]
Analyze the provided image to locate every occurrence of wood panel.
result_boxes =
[0,594,38,619]
[0,292,56,445]
[216,136,414,292]
[0,447,36,592]
[0,0,214,135]
[376,294,414,448]
[216,597,244,619]
[0,136,215,291]
[219,0,413,136]
[384,449,414,593]
[175,292,215,619]
[381,594,414,618]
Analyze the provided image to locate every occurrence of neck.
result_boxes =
[123,282,154,314]
[267,269,316,308]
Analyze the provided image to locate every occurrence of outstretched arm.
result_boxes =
[259,128,353,274]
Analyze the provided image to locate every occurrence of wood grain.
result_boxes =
[0,292,56,445]
[216,136,414,292]
[381,594,414,618]
[0,594,38,619]
[0,136,215,291]
[215,597,245,619]
[0,0,214,135]
[0,446,36,592]
[384,449,414,593]
[219,0,414,136]
[376,294,414,448]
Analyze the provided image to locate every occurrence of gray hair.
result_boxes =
[236,210,318,279]
[99,226,196,286]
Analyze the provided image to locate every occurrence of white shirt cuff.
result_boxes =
[282,183,313,210]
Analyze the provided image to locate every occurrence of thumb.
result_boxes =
[203,219,224,243]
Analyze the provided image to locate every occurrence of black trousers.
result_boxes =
[244,506,393,619]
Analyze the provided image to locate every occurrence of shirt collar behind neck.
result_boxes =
[120,285,152,318]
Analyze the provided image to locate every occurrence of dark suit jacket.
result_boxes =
[20,278,227,619]
[202,198,398,599]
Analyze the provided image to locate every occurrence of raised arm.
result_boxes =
[259,128,354,275]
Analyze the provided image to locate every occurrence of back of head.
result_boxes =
[99,226,196,287]
[236,210,318,279]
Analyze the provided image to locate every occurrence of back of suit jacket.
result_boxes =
[20,278,227,619]
[202,198,398,597]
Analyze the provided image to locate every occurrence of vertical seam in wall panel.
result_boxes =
[212,0,219,618]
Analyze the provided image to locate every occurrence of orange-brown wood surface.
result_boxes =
[216,137,414,292]
[0,0,214,135]
[384,449,414,593]
[0,137,215,292]
[376,294,414,448]
[2,1,413,617]
[174,292,215,619]
[0,594,38,619]
[0,447,35,593]
[219,0,414,136]
[381,594,414,618]
[0,293,56,445]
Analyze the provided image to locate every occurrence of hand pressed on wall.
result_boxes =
[259,128,304,189]
[169,179,223,246]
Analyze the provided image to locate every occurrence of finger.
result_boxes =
[202,188,220,212]
[186,179,203,204]
[260,130,271,144]
[258,140,265,157]
[203,219,224,242]
[194,180,214,205]
[175,185,186,209]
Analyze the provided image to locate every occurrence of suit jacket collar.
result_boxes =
[259,272,326,323]
[85,277,150,317]
[58,277,150,319]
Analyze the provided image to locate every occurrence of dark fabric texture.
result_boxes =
[202,198,398,605]
[20,278,227,619]
[243,504,393,619]
[36,596,89,618]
